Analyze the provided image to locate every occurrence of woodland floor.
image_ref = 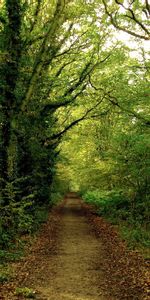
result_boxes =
[0,193,149,300]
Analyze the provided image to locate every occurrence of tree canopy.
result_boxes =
[0,0,149,247]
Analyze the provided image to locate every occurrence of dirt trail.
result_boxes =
[1,194,148,300]
[33,196,110,300]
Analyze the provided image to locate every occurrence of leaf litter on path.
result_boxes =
[0,196,149,300]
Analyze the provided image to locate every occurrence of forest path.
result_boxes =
[31,195,111,300]
[1,194,148,300]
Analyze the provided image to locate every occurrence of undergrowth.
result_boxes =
[0,264,12,283]
[0,189,64,250]
[82,189,150,254]
[15,287,36,298]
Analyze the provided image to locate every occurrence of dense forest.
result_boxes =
[0,0,150,251]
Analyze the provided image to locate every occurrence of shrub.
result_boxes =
[0,250,23,263]
[0,268,10,283]
[15,287,36,298]
[0,197,34,248]
[83,189,129,219]
[120,226,150,249]
[50,192,63,206]
[82,189,150,249]
[33,206,49,226]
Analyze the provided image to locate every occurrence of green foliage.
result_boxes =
[0,250,23,263]
[120,226,150,250]
[0,0,149,251]
[0,197,35,247]
[50,192,63,206]
[15,287,36,298]
[33,206,49,228]
[82,189,150,249]
[0,272,9,283]
[0,199,55,248]
[50,171,70,204]
[83,189,129,217]
[83,189,149,223]
[0,173,37,247]
[102,0,150,41]
[0,265,11,283]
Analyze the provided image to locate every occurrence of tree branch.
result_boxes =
[89,77,150,126]
[124,7,150,36]
[21,0,68,111]
[41,84,87,116]
[106,94,150,126]
[40,59,75,104]
[29,0,42,33]
[55,29,89,58]
[41,53,108,116]
[145,0,150,15]
[102,0,150,40]
[50,97,104,141]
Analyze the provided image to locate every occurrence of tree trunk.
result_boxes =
[1,0,22,201]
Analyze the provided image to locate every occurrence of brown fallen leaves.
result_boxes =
[0,203,63,300]
[0,198,149,300]
[82,202,150,300]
